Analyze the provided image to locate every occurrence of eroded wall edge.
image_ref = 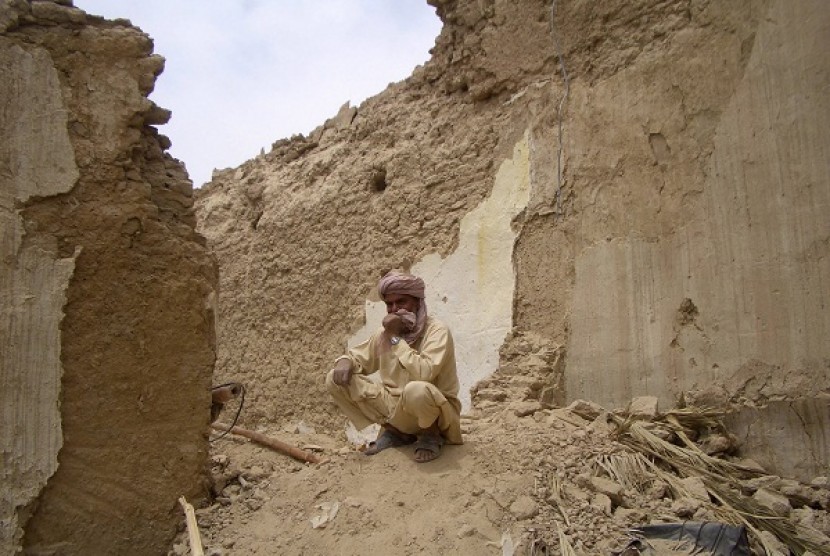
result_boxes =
[0,40,79,553]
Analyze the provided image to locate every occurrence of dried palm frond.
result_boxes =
[557,528,577,556]
[547,473,571,527]
[613,418,748,481]
[595,452,655,493]
[611,413,828,555]
[663,406,727,427]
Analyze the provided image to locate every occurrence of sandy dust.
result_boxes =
[170,400,830,556]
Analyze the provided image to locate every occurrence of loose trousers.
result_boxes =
[325,370,459,439]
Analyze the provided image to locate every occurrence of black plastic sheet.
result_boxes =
[625,521,751,556]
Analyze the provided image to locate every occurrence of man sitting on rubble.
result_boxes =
[325,271,463,463]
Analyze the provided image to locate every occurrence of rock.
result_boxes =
[789,507,830,538]
[195,505,216,516]
[244,498,263,511]
[756,531,789,555]
[344,497,363,508]
[613,507,647,524]
[567,399,604,421]
[741,475,781,495]
[562,484,591,502]
[699,433,735,455]
[589,477,624,506]
[778,478,813,508]
[211,454,229,467]
[327,101,357,131]
[539,386,558,407]
[732,458,767,474]
[682,386,730,410]
[679,476,710,501]
[671,497,700,518]
[511,400,541,417]
[509,495,539,520]
[811,476,829,489]
[587,412,615,435]
[646,481,670,500]
[753,487,792,517]
[628,396,659,419]
[244,466,266,481]
[457,524,476,538]
[476,388,507,402]
[813,488,830,510]
[590,493,612,516]
[30,1,86,24]
[143,104,171,125]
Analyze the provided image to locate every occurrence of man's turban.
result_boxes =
[377,271,428,345]
[378,271,425,300]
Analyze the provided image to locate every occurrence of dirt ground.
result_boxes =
[169,400,830,556]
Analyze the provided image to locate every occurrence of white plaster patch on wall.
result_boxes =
[349,132,532,410]
[0,42,79,204]
[0,42,79,552]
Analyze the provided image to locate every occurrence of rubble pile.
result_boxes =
[170,397,830,555]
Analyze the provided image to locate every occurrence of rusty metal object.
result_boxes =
[210,382,244,425]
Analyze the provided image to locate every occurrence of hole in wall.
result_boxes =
[370,167,388,192]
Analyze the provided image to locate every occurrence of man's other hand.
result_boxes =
[332,359,353,386]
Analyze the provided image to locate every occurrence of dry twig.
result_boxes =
[212,423,324,464]
[178,496,204,556]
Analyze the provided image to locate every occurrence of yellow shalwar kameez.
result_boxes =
[325,316,463,444]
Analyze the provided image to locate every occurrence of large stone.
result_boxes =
[679,477,710,502]
[753,488,792,517]
[726,399,830,482]
[509,495,539,520]
[628,396,659,419]
[589,477,624,507]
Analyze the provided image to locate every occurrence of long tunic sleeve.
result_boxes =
[340,317,460,404]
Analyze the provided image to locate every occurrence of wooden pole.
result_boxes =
[178,496,204,556]
[212,423,324,464]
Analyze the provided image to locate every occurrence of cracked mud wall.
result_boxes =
[0,33,79,554]
[552,0,830,478]
[562,0,830,407]
[195,0,553,428]
[196,0,828,479]
[1,2,217,555]
[348,133,531,410]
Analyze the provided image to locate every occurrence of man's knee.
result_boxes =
[324,369,340,394]
[401,381,434,407]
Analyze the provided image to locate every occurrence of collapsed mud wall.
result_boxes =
[1,1,217,554]
[196,0,829,480]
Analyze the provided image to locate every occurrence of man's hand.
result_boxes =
[332,359,353,386]
[382,313,407,336]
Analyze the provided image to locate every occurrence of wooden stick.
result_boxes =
[212,423,323,464]
[178,496,204,556]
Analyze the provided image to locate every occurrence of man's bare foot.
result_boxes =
[413,433,444,463]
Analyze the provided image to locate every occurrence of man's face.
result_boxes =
[384,293,419,314]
